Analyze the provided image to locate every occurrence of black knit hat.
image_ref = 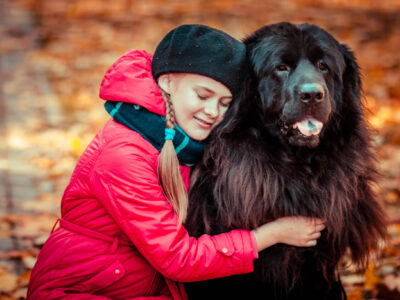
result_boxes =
[152,24,248,97]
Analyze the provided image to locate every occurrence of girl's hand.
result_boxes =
[252,216,325,252]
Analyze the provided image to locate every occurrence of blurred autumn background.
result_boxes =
[0,0,399,299]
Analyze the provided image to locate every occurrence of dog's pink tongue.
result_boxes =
[293,118,323,136]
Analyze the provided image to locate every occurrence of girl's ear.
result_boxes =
[158,74,172,94]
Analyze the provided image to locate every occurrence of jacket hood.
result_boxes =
[99,49,165,115]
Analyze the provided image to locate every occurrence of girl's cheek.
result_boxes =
[216,114,225,125]
[220,107,230,119]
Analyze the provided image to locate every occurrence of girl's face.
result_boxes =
[159,73,232,141]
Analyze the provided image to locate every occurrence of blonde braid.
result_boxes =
[158,87,188,223]
[162,90,176,129]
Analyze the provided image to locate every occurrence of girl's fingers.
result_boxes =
[312,218,325,224]
[310,232,321,239]
[306,231,321,240]
[306,240,317,246]
[306,224,324,235]
[306,218,324,227]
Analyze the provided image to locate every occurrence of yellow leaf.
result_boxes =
[364,263,380,290]
[70,137,83,157]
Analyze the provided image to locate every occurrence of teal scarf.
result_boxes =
[105,101,204,166]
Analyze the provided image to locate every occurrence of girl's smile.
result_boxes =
[193,116,213,129]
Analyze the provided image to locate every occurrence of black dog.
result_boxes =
[184,22,387,300]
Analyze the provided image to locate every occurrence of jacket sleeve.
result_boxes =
[90,133,258,282]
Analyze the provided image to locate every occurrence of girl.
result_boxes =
[27,24,325,300]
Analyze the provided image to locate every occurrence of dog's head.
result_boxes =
[243,22,361,148]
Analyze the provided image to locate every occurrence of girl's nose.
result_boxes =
[204,99,219,118]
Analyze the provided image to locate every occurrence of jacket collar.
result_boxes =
[105,101,204,166]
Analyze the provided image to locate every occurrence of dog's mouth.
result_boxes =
[280,118,324,148]
[293,118,323,136]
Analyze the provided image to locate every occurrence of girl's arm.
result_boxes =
[90,134,323,282]
[90,136,256,282]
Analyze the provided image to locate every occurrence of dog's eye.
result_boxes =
[318,62,328,71]
[277,65,288,71]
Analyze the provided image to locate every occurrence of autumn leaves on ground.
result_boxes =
[0,0,399,299]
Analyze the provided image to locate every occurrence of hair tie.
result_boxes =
[165,128,175,141]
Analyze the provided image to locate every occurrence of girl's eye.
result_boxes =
[220,101,230,108]
[277,65,288,71]
[197,94,208,100]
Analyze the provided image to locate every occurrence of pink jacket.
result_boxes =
[27,50,258,300]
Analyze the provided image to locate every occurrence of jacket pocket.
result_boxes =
[67,259,125,294]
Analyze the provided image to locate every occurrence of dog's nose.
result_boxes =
[299,83,325,104]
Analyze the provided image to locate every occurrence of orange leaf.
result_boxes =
[364,263,380,290]
[0,268,18,293]
[347,289,364,300]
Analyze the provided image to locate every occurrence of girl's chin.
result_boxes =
[185,127,210,141]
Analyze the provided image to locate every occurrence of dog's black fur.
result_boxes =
[184,23,387,300]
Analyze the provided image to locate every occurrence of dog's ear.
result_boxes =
[340,44,362,103]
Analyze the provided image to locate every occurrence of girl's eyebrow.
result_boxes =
[195,86,214,94]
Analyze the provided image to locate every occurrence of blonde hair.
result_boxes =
[157,88,188,223]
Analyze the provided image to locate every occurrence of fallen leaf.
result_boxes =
[0,268,18,293]
[18,270,32,287]
[70,136,83,157]
[347,289,364,300]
